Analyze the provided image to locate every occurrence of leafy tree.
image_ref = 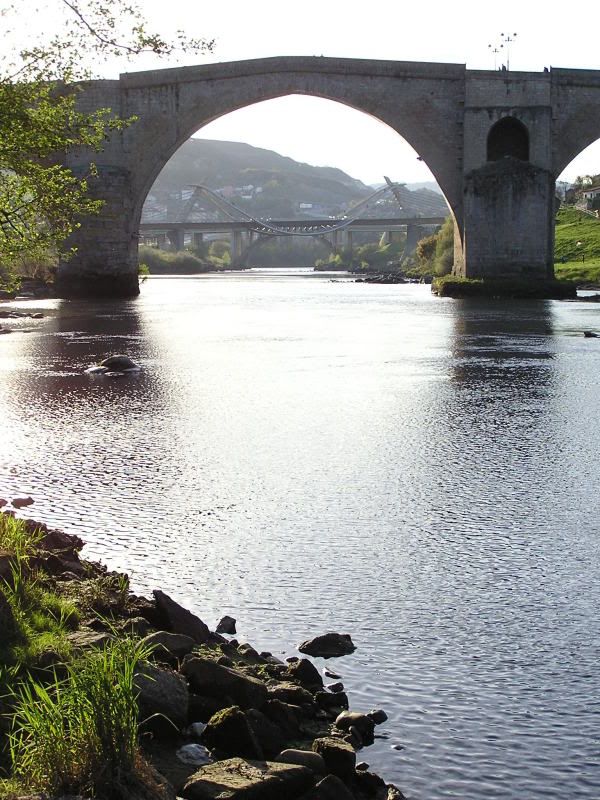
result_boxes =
[0,0,213,289]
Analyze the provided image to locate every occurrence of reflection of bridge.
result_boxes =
[139,180,444,264]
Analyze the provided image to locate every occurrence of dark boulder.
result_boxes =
[315,691,349,711]
[287,658,323,690]
[355,768,386,795]
[188,692,233,724]
[276,749,326,776]
[262,699,303,737]
[311,737,356,782]
[153,590,211,643]
[11,497,34,509]
[142,630,196,664]
[246,708,286,758]
[99,354,140,370]
[301,774,355,799]
[298,633,356,659]
[182,656,268,710]
[216,615,237,634]
[201,705,264,760]
[135,663,189,737]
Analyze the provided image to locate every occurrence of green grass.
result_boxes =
[554,207,600,283]
[8,638,153,799]
[0,512,158,798]
[0,517,78,668]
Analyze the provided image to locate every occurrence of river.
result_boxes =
[1,269,599,799]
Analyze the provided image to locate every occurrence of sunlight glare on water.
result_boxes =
[1,270,599,799]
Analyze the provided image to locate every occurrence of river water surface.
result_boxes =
[1,270,599,799]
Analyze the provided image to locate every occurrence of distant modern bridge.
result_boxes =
[139,181,445,264]
[138,217,444,264]
[54,56,600,297]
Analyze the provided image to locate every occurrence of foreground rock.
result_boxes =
[181,757,314,800]
[183,656,268,709]
[135,663,189,736]
[153,590,211,643]
[298,633,356,658]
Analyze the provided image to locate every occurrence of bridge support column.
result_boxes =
[405,224,422,256]
[230,230,243,265]
[167,228,185,252]
[55,165,139,299]
[193,232,204,248]
[456,159,555,280]
[330,230,340,254]
[344,230,353,251]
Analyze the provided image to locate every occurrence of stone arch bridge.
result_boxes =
[56,56,600,297]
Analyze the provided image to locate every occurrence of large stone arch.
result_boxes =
[552,68,600,178]
[120,57,466,230]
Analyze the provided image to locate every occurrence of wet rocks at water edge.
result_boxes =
[299,632,356,658]
[0,510,404,800]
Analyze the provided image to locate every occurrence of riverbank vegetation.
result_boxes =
[412,217,454,279]
[0,514,152,798]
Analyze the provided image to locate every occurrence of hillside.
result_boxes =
[144,138,448,221]
[554,207,600,284]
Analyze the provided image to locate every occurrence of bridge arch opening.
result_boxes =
[140,94,450,269]
[487,117,530,162]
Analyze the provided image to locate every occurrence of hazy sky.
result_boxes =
[12,0,600,185]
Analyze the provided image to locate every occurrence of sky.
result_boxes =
[9,0,600,185]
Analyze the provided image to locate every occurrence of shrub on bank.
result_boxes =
[138,245,211,274]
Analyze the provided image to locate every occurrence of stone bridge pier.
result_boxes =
[54,58,600,297]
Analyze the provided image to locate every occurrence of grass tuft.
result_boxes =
[9,637,153,799]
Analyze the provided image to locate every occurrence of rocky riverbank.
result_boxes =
[0,506,406,800]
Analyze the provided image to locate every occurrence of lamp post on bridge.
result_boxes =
[488,45,501,70]
[500,32,518,71]
[488,32,518,71]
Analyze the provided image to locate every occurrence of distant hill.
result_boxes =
[144,139,448,221]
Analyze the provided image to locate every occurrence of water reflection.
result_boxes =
[1,279,599,800]
[450,299,556,386]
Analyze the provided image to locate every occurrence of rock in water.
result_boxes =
[216,614,237,634]
[298,632,356,658]
[11,496,34,509]
[99,354,140,370]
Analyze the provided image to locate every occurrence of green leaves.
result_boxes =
[0,0,215,288]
